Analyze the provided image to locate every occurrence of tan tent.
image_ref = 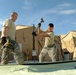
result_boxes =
[60,30,76,60]
[16,25,36,60]
[60,30,76,53]
[16,25,64,61]
[0,25,63,61]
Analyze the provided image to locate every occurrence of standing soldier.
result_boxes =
[32,23,56,62]
[0,12,24,65]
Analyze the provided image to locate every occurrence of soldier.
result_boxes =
[0,12,24,65]
[32,23,56,62]
[38,23,56,62]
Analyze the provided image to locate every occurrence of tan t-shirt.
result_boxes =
[45,31,54,46]
[2,19,16,40]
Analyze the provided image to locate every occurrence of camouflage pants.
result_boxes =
[1,40,24,65]
[39,46,56,62]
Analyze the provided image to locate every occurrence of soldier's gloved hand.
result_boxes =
[1,37,7,45]
[32,32,37,36]
[38,23,41,27]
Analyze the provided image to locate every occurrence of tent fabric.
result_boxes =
[61,30,76,53]
[0,61,76,75]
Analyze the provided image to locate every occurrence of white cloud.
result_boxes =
[42,3,76,15]
[43,9,58,14]
[24,0,29,5]
[42,8,76,15]
[58,3,72,7]
[22,6,31,10]
[20,1,76,28]
[59,9,76,14]
[22,0,32,10]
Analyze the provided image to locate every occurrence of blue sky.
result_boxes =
[0,0,76,35]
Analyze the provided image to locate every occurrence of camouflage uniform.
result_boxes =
[1,38,24,64]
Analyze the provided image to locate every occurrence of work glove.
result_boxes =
[0,37,13,50]
[0,37,7,45]
[38,23,41,27]
[32,32,37,36]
